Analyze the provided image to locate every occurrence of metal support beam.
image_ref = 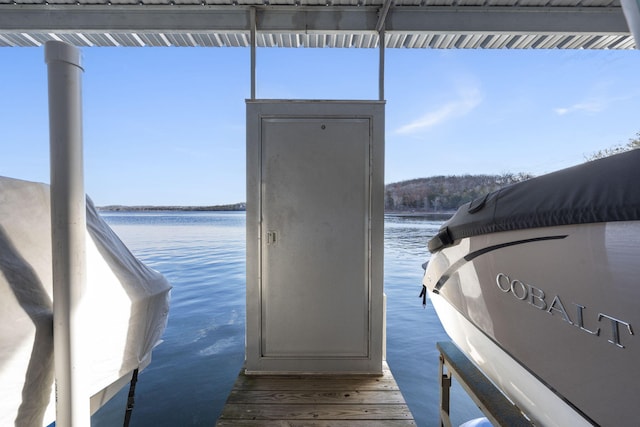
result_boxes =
[0,5,629,35]
[376,0,391,100]
[375,0,394,33]
[439,353,452,427]
[378,29,385,101]
[386,7,628,34]
[250,7,256,99]
[45,40,90,427]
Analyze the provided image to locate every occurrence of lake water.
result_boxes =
[91,211,484,427]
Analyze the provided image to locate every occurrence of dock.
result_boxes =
[215,361,416,426]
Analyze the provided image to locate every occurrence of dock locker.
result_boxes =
[246,100,385,374]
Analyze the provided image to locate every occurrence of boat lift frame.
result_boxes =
[437,341,533,427]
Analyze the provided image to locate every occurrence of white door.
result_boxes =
[260,117,371,359]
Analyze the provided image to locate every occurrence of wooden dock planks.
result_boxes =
[216,362,416,426]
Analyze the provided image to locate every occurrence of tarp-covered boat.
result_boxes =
[423,149,640,426]
[0,176,171,426]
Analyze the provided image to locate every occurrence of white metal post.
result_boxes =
[45,40,90,427]
[621,0,640,48]
[379,29,385,101]
[250,7,256,100]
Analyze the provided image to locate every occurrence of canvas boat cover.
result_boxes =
[0,176,171,426]
[429,149,640,252]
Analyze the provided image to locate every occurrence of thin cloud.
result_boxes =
[396,87,482,135]
[554,100,605,116]
[553,88,640,116]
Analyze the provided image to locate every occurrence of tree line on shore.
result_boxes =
[385,173,533,213]
[98,202,246,212]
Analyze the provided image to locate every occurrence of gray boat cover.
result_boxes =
[0,176,171,426]
[429,149,640,252]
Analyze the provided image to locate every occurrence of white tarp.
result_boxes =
[0,176,171,426]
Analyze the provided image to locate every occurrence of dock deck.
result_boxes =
[215,361,416,426]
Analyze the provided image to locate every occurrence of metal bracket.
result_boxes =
[437,341,533,427]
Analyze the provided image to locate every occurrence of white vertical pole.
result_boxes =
[250,7,257,100]
[621,0,640,48]
[45,41,90,427]
[378,28,385,101]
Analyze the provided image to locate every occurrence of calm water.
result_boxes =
[91,212,483,427]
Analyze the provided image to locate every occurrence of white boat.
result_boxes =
[422,149,640,427]
[0,176,171,426]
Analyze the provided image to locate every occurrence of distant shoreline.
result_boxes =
[97,204,453,218]
[97,203,246,212]
[385,211,454,220]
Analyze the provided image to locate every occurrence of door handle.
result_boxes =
[266,231,277,245]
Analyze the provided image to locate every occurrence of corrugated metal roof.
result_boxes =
[0,0,636,48]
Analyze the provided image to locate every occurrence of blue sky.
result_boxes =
[1,46,639,206]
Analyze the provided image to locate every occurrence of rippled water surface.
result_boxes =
[92,212,482,427]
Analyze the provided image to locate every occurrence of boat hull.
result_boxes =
[424,221,640,426]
